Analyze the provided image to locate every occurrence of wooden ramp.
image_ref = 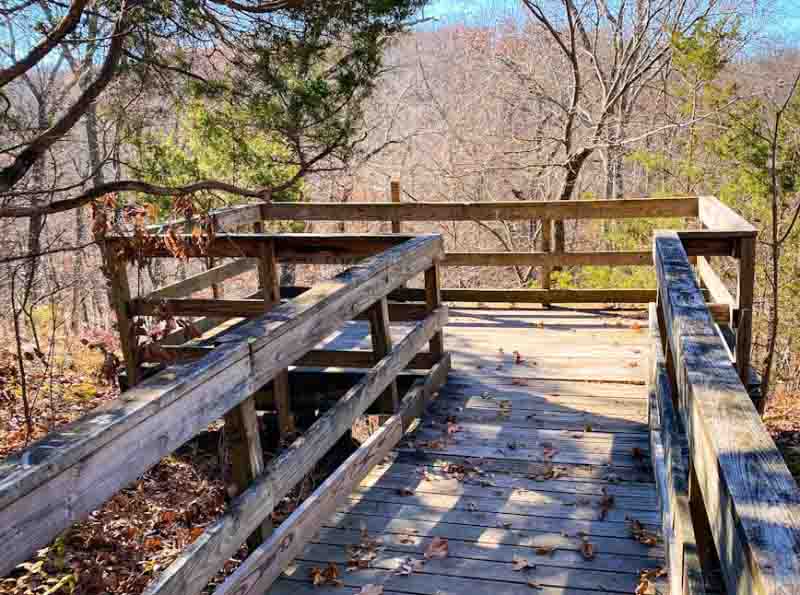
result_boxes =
[270,307,667,595]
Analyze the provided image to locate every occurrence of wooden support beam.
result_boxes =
[213,353,451,595]
[256,197,699,221]
[425,265,444,357]
[140,307,448,595]
[697,196,757,236]
[150,259,256,299]
[105,233,415,260]
[223,397,271,548]
[259,237,293,436]
[367,298,399,412]
[654,231,800,595]
[541,219,552,307]
[735,236,756,392]
[132,298,430,322]
[0,234,444,576]
[102,243,139,387]
[444,249,651,267]
[390,180,401,233]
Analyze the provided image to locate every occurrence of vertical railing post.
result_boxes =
[102,244,139,388]
[254,231,294,436]
[541,218,552,307]
[390,180,402,234]
[368,297,400,413]
[735,236,755,394]
[425,264,445,359]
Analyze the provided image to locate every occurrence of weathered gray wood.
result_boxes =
[149,259,256,299]
[0,235,444,576]
[390,180,402,233]
[654,230,800,595]
[424,265,444,357]
[215,356,450,595]
[102,243,139,386]
[106,233,416,260]
[140,307,448,595]
[698,196,757,236]
[368,298,399,412]
[735,236,756,387]
[400,287,657,304]
[445,249,651,267]
[257,197,699,221]
[326,509,662,557]
[696,257,734,308]
[649,303,706,595]
[223,396,272,548]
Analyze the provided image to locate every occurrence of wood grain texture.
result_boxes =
[257,197,699,221]
[0,235,443,576]
[148,258,256,299]
[698,196,757,235]
[444,250,652,267]
[654,230,800,595]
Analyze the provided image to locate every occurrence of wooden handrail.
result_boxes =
[0,234,447,577]
[653,231,800,595]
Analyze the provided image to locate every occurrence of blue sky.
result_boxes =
[419,0,800,41]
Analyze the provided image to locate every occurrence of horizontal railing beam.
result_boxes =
[654,230,800,595]
[258,197,699,221]
[150,259,257,299]
[443,250,651,267]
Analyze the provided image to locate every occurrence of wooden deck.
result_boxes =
[270,307,667,595]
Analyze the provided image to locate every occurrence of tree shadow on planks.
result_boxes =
[273,373,667,594]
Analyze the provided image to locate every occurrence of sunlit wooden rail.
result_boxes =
[650,232,800,595]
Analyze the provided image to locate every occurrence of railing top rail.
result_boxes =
[653,230,800,595]
[145,196,700,231]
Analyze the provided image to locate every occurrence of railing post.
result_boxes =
[541,218,552,307]
[390,180,402,233]
[425,263,445,358]
[102,244,139,388]
[368,297,399,412]
[735,236,755,391]
[255,234,294,435]
[224,396,272,548]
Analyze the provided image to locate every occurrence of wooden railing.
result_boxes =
[151,191,755,381]
[0,234,451,595]
[650,232,800,595]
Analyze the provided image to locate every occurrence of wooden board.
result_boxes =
[654,231,800,595]
[262,305,668,594]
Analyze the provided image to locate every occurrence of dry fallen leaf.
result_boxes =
[424,536,449,559]
[534,545,555,556]
[581,540,596,560]
[599,487,615,520]
[512,555,532,571]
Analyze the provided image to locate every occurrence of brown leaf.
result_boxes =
[534,545,555,556]
[512,555,532,571]
[424,536,449,559]
[580,540,595,560]
[599,487,615,521]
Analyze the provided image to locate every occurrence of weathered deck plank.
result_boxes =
[267,307,667,594]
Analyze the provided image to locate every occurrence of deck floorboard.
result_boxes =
[269,307,665,594]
